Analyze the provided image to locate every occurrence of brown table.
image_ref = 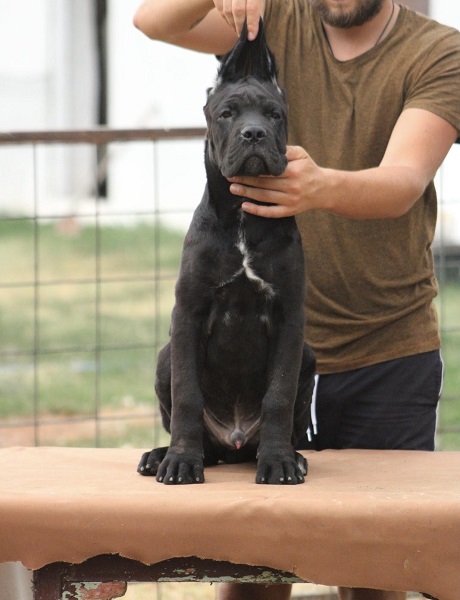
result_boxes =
[0,447,459,600]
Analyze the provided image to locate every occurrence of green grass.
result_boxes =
[1,219,460,449]
[0,219,183,282]
[0,219,183,448]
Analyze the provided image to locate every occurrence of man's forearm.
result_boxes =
[133,0,214,40]
[318,165,427,220]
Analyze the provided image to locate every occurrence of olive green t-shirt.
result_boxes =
[264,1,460,374]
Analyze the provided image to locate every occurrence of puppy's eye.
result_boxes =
[270,111,282,120]
[219,109,233,119]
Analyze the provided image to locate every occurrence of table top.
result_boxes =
[1,447,459,599]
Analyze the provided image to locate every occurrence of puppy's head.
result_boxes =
[204,19,288,179]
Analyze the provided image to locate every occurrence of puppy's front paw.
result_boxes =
[256,449,306,485]
[156,450,204,485]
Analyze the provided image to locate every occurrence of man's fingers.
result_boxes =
[229,182,280,200]
[219,0,263,38]
[222,0,245,35]
[229,175,277,189]
[230,182,295,218]
[241,201,290,218]
[246,0,263,40]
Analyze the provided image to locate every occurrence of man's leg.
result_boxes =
[218,583,292,600]
[338,588,406,600]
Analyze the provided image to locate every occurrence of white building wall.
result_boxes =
[0,0,458,233]
[430,1,460,245]
[0,0,97,215]
[106,0,216,224]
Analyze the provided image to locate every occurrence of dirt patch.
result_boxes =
[0,407,157,448]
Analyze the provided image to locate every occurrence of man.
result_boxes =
[133,1,460,599]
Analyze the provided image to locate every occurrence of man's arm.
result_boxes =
[133,0,265,53]
[230,108,459,220]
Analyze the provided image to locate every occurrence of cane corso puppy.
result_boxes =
[138,20,316,485]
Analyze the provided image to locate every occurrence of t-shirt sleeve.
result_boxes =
[403,27,460,139]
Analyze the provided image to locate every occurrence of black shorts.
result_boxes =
[301,350,444,452]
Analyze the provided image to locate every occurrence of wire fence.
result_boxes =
[0,128,205,449]
[0,128,459,452]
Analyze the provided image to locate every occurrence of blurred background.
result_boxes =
[0,1,459,598]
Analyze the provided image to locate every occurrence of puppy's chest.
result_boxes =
[217,219,275,299]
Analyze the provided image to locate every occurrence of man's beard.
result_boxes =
[310,0,385,28]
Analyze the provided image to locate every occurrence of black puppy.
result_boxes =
[138,20,316,485]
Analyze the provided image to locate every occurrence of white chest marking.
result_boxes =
[216,213,275,296]
[236,213,274,296]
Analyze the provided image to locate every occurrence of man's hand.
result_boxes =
[214,0,265,40]
[229,146,324,218]
[229,108,458,221]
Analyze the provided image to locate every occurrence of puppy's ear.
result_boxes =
[214,18,279,88]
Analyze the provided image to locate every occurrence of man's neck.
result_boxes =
[321,0,400,61]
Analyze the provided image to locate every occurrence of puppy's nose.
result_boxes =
[241,125,267,144]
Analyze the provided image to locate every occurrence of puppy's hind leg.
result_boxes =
[155,343,173,432]
[137,343,172,477]
[138,447,168,476]
[292,343,316,478]
[294,451,308,477]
